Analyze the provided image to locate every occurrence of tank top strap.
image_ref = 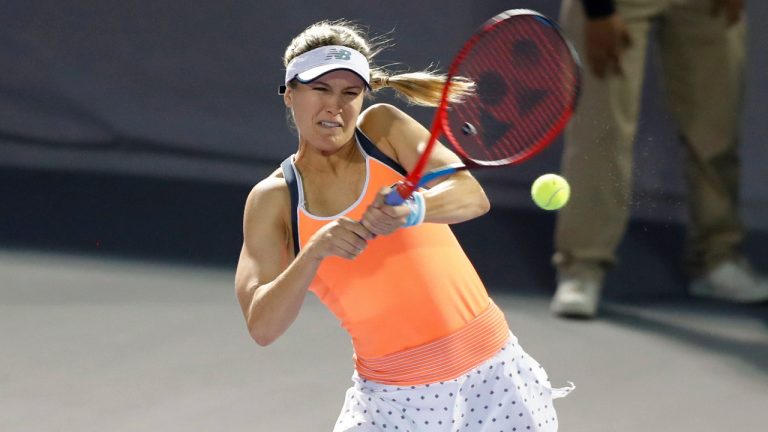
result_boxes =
[280,156,300,257]
[355,128,408,176]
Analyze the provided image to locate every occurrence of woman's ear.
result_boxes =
[283,87,293,108]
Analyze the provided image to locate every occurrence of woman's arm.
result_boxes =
[235,176,373,346]
[359,103,490,226]
[235,177,316,346]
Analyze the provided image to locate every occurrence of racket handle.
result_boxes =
[362,182,412,239]
[385,189,406,206]
[385,182,414,206]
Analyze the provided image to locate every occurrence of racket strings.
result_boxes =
[446,15,579,165]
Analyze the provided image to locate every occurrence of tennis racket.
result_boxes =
[386,9,581,205]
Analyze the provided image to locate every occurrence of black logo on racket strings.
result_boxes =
[510,38,547,115]
[512,39,542,65]
[476,71,513,148]
[470,38,550,150]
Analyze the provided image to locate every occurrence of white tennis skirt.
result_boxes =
[333,332,573,432]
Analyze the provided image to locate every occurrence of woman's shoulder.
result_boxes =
[358,103,413,161]
[244,168,290,217]
[359,103,410,130]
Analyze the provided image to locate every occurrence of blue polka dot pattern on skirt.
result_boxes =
[333,332,573,431]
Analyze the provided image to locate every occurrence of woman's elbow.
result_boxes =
[247,318,278,347]
[237,289,276,347]
[477,192,491,216]
[459,174,490,217]
[250,330,276,347]
[469,185,491,217]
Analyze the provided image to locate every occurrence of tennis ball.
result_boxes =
[531,174,570,210]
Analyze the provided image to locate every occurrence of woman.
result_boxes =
[235,20,572,432]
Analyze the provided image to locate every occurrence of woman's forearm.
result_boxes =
[241,248,322,346]
[421,173,490,224]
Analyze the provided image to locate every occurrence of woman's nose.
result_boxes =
[325,96,343,114]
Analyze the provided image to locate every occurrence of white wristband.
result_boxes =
[403,191,426,227]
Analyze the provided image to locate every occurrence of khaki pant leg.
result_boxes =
[659,0,747,274]
[554,0,664,269]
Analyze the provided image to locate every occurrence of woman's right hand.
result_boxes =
[304,217,375,261]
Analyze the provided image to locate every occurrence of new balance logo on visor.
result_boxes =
[325,48,352,61]
[280,45,371,95]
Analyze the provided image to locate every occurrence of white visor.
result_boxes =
[280,45,370,94]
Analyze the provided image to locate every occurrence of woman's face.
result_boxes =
[284,70,366,154]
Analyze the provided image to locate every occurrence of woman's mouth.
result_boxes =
[319,121,342,128]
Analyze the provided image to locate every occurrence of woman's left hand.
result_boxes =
[360,187,411,236]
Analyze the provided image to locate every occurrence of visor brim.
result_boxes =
[278,65,371,95]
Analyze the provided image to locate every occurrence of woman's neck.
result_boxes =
[292,134,367,216]
[294,135,362,175]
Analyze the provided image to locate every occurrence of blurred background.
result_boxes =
[1,1,766,431]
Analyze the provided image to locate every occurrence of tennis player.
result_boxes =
[235,20,573,432]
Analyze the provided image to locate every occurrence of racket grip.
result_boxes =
[385,189,405,206]
[385,182,414,206]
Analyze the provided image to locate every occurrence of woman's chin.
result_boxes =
[313,131,353,151]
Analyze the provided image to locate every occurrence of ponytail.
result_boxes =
[370,69,475,107]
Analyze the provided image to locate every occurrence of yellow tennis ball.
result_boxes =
[531,174,570,210]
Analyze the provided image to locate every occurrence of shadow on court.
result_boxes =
[601,302,768,375]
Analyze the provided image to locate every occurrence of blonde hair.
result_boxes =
[283,20,474,107]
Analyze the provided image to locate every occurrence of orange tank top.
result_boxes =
[281,129,509,384]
